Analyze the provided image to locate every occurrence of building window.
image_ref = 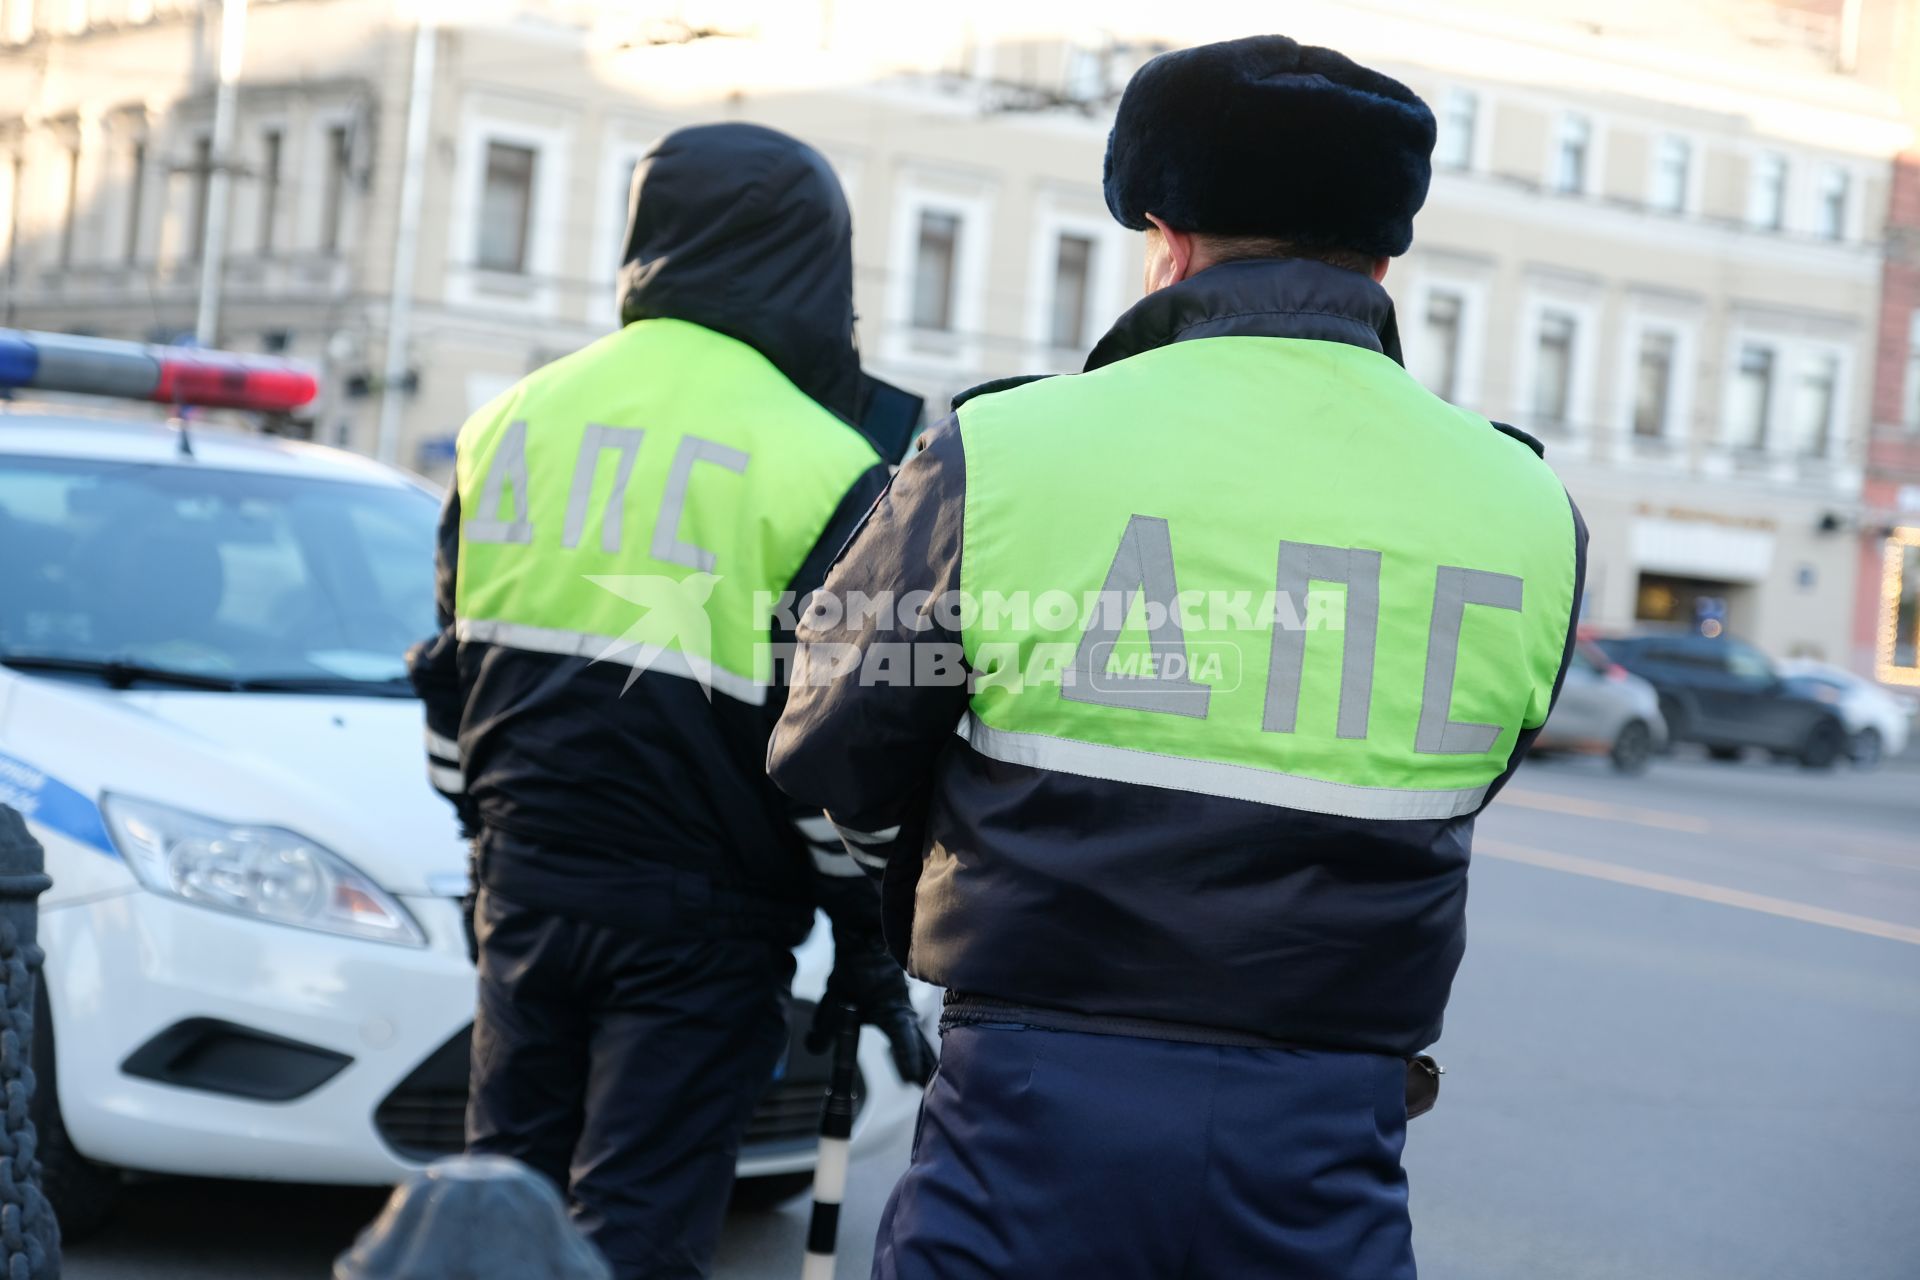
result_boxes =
[1904,310,1920,432]
[188,135,212,262]
[1882,530,1920,684]
[1816,166,1849,241]
[1062,43,1109,105]
[1633,330,1676,439]
[1553,114,1591,193]
[619,157,638,248]
[1729,344,1775,450]
[1418,290,1463,401]
[1532,310,1577,427]
[320,124,351,254]
[58,139,80,267]
[476,140,535,274]
[123,140,145,263]
[1790,352,1838,457]
[1748,152,1788,230]
[911,209,960,332]
[1651,136,1690,213]
[1049,232,1094,349]
[3,155,19,268]
[257,128,282,254]
[1436,89,1477,171]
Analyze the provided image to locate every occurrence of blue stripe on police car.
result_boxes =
[0,750,117,856]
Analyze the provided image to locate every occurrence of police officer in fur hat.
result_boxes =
[770,34,1586,1278]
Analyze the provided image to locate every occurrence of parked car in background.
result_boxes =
[1534,642,1666,773]
[1589,630,1848,770]
[1778,660,1916,769]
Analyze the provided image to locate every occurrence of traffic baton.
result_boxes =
[802,1002,861,1280]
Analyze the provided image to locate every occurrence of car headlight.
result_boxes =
[101,794,426,948]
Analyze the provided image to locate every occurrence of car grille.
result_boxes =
[373,1026,469,1162]
[373,999,865,1162]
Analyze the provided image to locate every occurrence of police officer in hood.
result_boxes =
[771,36,1586,1278]
[408,122,934,1280]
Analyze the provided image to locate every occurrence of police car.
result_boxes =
[0,330,919,1234]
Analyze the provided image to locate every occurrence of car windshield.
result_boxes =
[0,452,438,691]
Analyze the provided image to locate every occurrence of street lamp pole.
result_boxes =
[375,17,437,467]
[194,0,248,348]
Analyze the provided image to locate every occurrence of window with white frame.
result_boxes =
[1532,309,1578,427]
[1436,89,1477,171]
[1050,232,1095,349]
[618,157,638,249]
[1815,166,1849,241]
[1633,329,1677,439]
[58,137,80,267]
[1417,289,1464,401]
[1063,43,1109,105]
[1748,152,1788,230]
[911,209,961,332]
[476,140,536,274]
[257,128,282,255]
[1904,309,1920,432]
[1729,343,1775,450]
[594,147,647,289]
[1789,352,1838,457]
[187,134,211,262]
[1,154,18,268]
[1553,114,1591,194]
[1651,136,1690,214]
[124,138,144,263]
[319,123,351,254]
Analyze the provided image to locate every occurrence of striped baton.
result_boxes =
[802,1002,861,1279]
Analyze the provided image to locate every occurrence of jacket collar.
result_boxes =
[1084,257,1404,373]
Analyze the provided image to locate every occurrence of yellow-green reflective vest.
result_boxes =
[454,318,880,703]
[955,335,1578,821]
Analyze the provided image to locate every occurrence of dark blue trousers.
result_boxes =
[467,889,792,1280]
[873,1023,1416,1279]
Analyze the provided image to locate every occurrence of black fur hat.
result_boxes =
[1103,35,1436,258]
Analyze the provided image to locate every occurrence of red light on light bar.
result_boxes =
[153,355,317,413]
[0,328,318,413]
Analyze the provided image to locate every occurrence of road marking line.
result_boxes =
[1477,839,1920,947]
[1496,788,1711,834]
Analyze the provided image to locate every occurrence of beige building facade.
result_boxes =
[2,0,1913,664]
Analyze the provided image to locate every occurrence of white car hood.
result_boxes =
[5,675,467,896]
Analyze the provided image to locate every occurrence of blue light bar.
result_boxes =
[0,328,317,413]
[0,333,35,386]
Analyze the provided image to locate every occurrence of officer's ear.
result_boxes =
[1369,256,1391,285]
[1142,213,1196,293]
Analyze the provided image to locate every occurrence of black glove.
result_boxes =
[808,929,936,1085]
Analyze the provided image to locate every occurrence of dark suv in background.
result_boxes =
[1589,631,1848,769]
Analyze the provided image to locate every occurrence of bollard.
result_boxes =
[0,805,58,1280]
[335,1155,608,1280]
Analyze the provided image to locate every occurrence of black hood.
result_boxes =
[618,123,861,424]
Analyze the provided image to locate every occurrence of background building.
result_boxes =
[1852,7,1920,690]
[2,0,1915,667]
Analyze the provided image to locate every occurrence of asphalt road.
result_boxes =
[63,749,1920,1279]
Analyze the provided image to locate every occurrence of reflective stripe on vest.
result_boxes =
[453,318,878,699]
[955,335,1577,818]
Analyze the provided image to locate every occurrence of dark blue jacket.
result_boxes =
[769,259,1586,1055]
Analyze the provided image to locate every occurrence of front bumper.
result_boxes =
[39,889,923,1184]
